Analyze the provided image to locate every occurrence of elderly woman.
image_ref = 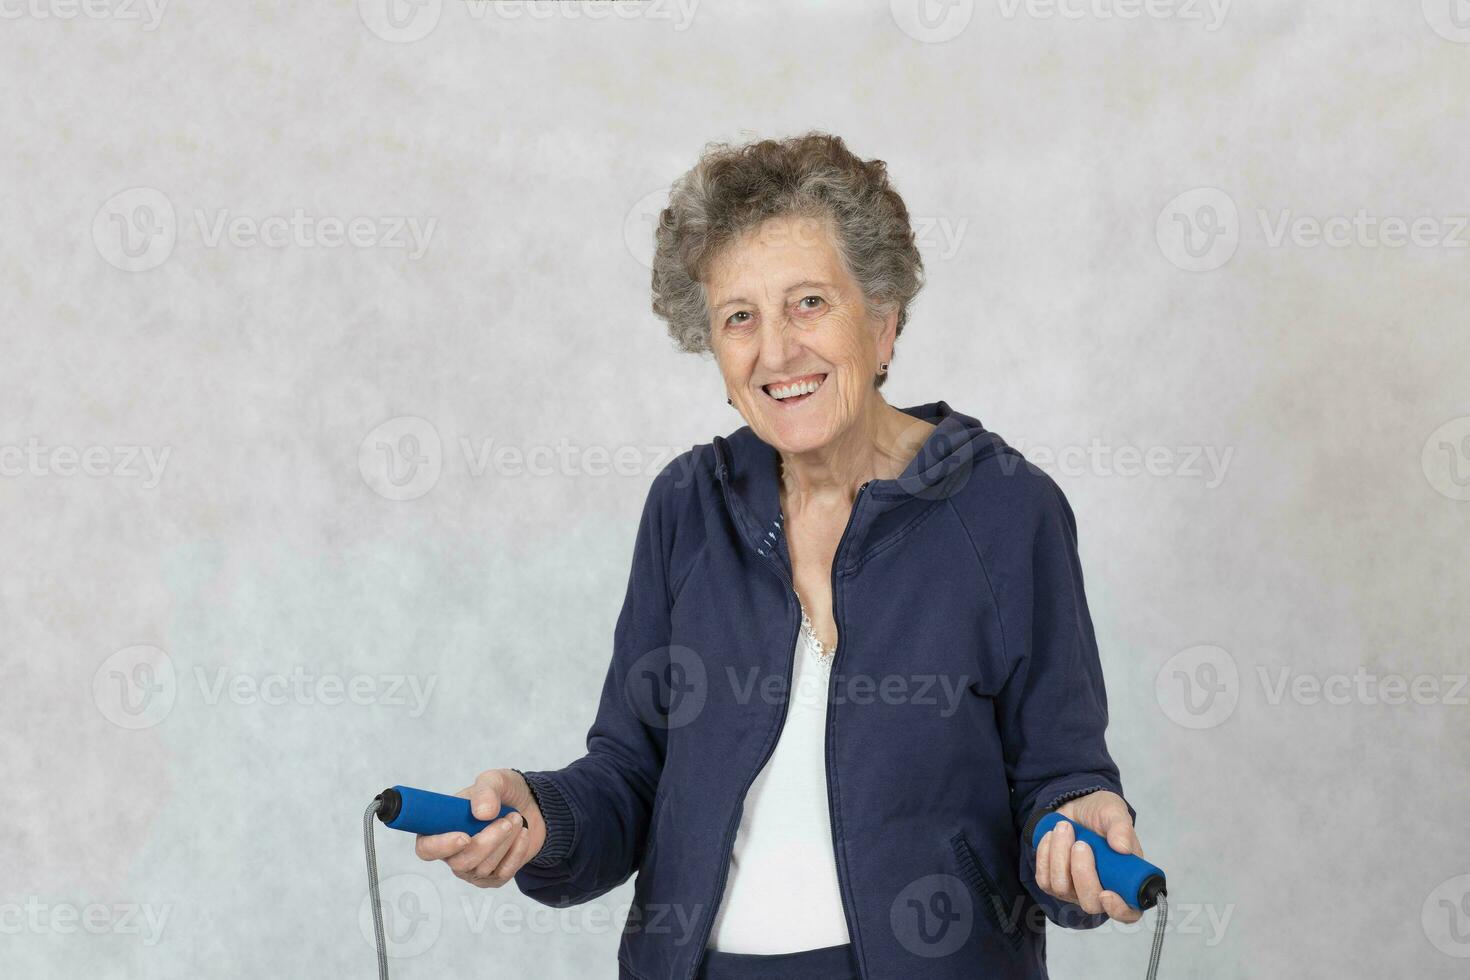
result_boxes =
[416,132,1147,979]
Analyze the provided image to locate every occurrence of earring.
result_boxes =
[878,361,889,375]
[726,396,733,406]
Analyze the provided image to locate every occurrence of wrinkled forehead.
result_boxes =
[703,212,848,303]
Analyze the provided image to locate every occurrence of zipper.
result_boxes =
[823,480,868,972]
[686,480,870,979]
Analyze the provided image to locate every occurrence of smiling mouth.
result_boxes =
[762,373,828,406]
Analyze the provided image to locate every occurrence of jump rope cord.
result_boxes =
[1145,893,1167,980]
[363,793,1164,980]
[364,799,390,980]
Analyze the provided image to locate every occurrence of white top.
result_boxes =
[706,606,851,954]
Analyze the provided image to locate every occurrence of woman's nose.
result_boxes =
[756,317,804,371]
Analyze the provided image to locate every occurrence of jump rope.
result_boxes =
[364,786,1168,979]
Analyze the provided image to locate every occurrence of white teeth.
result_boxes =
[768,377,823,400]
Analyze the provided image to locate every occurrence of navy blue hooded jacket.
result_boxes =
[514,400,1134,979]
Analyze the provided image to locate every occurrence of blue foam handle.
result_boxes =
[1031,812,1166,911]
[376,785,519,837]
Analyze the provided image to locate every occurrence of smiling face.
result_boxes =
[706,213,896,455]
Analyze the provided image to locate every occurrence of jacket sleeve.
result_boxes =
[512,462,678,907]
[992,473,1137,930]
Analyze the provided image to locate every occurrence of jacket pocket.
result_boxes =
[949,830,1024,952]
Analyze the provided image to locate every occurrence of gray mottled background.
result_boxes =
[3,1,1468,977]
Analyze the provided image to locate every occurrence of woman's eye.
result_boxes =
[797,295,824,311]
[728,311,752,325]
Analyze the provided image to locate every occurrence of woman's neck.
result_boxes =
[776,399,936,509]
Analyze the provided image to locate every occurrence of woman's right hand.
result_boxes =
[414,768,547,888]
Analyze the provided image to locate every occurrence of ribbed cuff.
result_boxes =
[515,769,576,869]
[1021,784,1108,846]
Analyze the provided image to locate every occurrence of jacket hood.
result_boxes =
[711,400,1008,572]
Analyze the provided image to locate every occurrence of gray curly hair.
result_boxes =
[650,131,925,389]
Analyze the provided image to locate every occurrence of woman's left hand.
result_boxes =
[1033,790,1145,924]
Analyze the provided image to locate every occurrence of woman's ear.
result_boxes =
[876,308,899,365]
